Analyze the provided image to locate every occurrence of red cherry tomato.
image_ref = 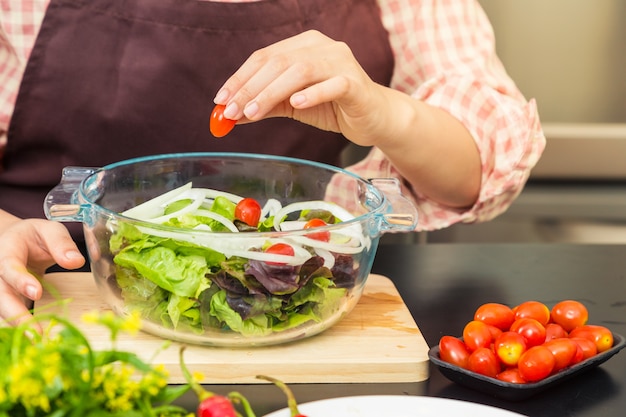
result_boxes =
[462,320,493,352]
[264,243,295,265]
[210,104,236,137]
[303,218,331,242]
[543,338,578,372]
[235,197,262,227]
[550,300,589,332]
[544,322,568,342]
[496,368,527,384]
[518,345,555,382]
[467,347,501,378]
[570,336,598,360]
[438,336,470,369]
[474,303,515,331]
[487,325,503,341]
[569,325,614,353]
[513,301,551,326]
[510,318,547,348]
[494,331,527,367]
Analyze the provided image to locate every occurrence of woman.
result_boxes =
[0,0,545,324]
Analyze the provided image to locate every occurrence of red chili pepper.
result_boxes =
[179,347,239,417]
[197,395,237,417]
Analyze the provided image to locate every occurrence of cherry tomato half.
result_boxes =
[210,104,236,137]
[264,243,295,265]
[474,302,515,331]
[438,336,470,369]
[303,218,331,242]
[550,300,588,332]
[235,197,262,227]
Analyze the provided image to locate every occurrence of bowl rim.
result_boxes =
[78,152,386,236]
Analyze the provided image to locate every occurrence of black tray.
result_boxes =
[428,332,625,401]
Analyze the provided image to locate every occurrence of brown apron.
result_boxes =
[0,0,394,241]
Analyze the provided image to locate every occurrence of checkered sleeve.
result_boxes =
[340,0,546,231]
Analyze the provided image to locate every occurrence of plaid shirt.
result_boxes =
[0,0,545,231]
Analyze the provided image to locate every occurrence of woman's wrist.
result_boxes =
[368,86,481,208]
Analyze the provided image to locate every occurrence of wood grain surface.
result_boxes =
[36,272,430,384]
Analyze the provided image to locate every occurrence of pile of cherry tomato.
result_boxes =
[438,300,614,383]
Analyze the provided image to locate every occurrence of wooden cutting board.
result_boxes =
[36,272,430,384]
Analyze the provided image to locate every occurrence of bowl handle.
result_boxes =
[44,167,96,221]
[369,178,418,232]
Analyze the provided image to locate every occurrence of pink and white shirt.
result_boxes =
[0,0,545,231]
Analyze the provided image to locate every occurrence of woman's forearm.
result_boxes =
[368,84,482,209]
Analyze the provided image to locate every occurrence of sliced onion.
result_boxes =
[144,189,206,224]
[122,182,192,220]
[261,198,282,220]
[134,226,312,265]
[285,235,366,255]
[277,220,307,231]
[273,200,357,232]
[191,208,239,233]
[191,188,244,205]
[314,247,336,269]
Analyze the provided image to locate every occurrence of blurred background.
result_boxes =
[351,0,626,244]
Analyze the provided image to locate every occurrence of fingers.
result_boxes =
[0,220,84,322]
[214,31,347,121]
[0,279,36,326]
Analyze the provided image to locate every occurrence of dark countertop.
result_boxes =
[188,243,626,416]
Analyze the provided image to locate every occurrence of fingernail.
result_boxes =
[291,93,307,107]
[25,284,38,300]
[214,88,229,104]
[66,250,83,259]
[223,102,239,119]
[243,101,259,119]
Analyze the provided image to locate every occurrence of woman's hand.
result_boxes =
[0,218,85,325]
[214,30,481,208]
[214,30,390,147]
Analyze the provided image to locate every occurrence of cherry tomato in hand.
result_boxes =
[550,300,588,332]
[265,243,295,265]
[513,301,551,326]
[494,331,527,367]
[235,197,262,227]
[462,320,493,352]
[438,336,470,369]
[569,325,614,353]
[210,104,236,137]
[518,345,555,382]
[303,218,331,242]
[467,347,501,378]
[474,302,515,331]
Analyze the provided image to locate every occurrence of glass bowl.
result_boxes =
[45,153,417,347]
